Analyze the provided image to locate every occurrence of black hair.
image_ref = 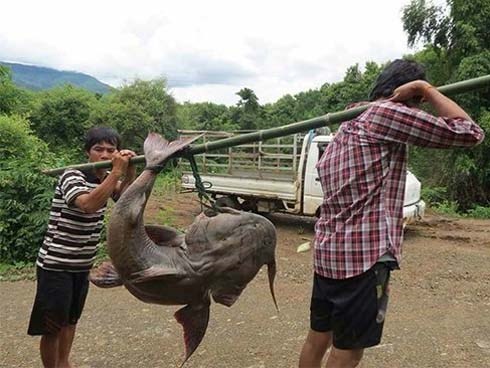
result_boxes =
[369,59,427,101]
[84,126,121,152]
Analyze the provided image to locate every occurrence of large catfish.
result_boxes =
[90,133,278,364]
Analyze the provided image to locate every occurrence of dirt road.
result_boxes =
[2,193,490,367]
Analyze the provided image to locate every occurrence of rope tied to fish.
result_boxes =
[184,152,224,216]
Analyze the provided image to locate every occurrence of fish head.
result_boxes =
[191,210,278,310]
[188,209,276,269]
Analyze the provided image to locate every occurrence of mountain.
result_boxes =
[0,61,112,94]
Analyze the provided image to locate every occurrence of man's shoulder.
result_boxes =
[363,100,428,122]
[57,169,87,187]
[369,100,403,110]
[60,168,85,179]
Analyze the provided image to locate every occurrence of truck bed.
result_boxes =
[181,173,298,201]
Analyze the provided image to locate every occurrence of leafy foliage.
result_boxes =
[29,84,99,153]
[0,115,59,263]
[403,0,490,209]
[177,102,237,131]
[466,205,490,219]
[89,78,178,152]
[234,87,262,130]
[0,65,34,116]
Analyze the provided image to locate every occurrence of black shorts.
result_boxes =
[309,263,391,350]
[28,267,89,336]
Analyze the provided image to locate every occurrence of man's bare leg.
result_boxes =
[57,324,76,368]
[325,347,364,368]
[40,333,59,368]
[299,329,332,368]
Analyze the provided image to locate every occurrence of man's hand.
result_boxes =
[119,149,137,176]
[113,149,137,198]
[388,80,431,103]
[389,79,473,122]
[119,149,136,159]
[111,151,131,178]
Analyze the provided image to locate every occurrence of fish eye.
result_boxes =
[204,209,218,217]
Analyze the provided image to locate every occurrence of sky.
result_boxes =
[1,0,420,106]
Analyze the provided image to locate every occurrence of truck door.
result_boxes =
[303,140,327,215]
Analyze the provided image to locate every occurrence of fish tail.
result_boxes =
[267,260,279,312]
[174,299,211,365]
[143,133,198,173]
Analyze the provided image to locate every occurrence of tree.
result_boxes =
[234,88,262,130]
[29,84,99,154]
[402,0,490,68]
[402,0,451,50]
[0,65,33,116]
[0,115,58,263]
[402,0,490,209]
[177,102,237,132]
[262,95,297,129]
[90,78,178,151]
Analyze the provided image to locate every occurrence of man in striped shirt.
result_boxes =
[299,60,484,368]
[28,126,136,368]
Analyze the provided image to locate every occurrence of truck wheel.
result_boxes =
[240,199,258,212]
[215,196,241,210]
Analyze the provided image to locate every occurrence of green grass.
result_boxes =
[422,186,490,219]
[430,201,490,219]
[465,205,490,219]
[433,200,461,217]
[155,206,176,227]
[0,262,36,281]
[152,169,182,197]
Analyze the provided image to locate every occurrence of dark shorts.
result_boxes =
[27,267,89,336]
[310,263,392,350]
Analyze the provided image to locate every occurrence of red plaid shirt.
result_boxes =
[314,101,484,279]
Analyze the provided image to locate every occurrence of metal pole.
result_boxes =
[43,74,490,176]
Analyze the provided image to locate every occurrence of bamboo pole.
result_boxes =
[43,74,490,176]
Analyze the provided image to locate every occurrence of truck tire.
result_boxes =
[215,196,241,210]
[240,198,258,212]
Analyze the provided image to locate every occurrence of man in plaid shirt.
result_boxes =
[299,60,484,368]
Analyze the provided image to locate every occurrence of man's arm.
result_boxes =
[365,80,484,148]
[74,152,130,213]
[389,80,473,121]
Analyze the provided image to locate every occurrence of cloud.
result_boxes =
[0,0,414,105]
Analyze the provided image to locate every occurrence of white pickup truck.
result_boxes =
[180,129,425,226]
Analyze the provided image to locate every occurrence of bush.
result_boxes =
[466,206,490,219]
[421,186,448,206]
[0,115,61,264]
[433,200,460,216]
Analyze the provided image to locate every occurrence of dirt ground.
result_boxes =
[1,192,490,368]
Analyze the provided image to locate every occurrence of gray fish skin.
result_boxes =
[91,133,277,364]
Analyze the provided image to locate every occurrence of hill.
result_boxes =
[0,61,112,94]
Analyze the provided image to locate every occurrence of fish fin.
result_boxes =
[89,261,123,288]
[211,291,242,307]
[268,261,279,312]
[129,265,182,283]
[145,224,184,247]
[144,133,202,173]
[174,300,210,365]
[211,282,245,307]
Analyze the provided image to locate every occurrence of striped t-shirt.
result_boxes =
[37,169,109,272]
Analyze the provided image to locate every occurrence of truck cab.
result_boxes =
[301,133,425,225]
